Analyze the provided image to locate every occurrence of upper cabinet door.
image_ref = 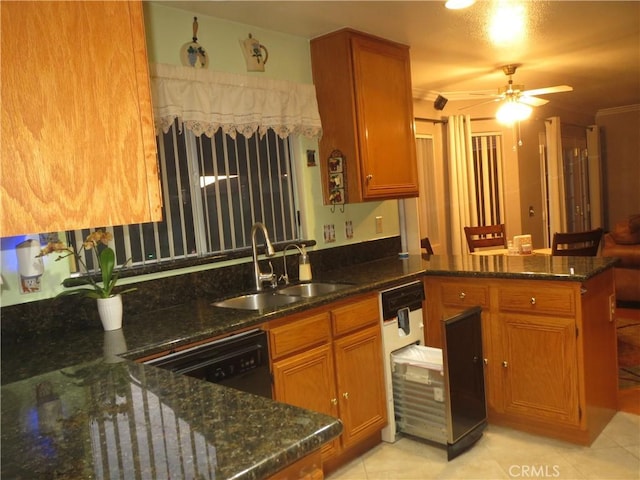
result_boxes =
[1,1,162,237]
[351,35,419,200]
[311,29,419,204]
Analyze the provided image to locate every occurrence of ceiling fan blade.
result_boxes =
[521,85,573,96]
[519,96,549,107]
[439,89,500,101]
[458,98,500,110]
[467,91,500,97]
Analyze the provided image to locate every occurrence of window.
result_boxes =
[68,122,300,272]
[471,134,504,226]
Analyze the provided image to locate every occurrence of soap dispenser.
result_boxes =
[298,244,312,282]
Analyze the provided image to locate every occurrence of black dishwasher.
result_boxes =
[144,329,272,398]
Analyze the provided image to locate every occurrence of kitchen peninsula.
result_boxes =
[1,252,619,478]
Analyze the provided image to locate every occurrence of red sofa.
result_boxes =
[602,214,640,304]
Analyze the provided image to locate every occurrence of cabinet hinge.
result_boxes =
[579,405,582,420]
[575,326,579,338]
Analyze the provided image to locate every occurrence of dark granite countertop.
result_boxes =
[419,252,617,281]
[1,358,342,480]
[0,253,618,479]
[2,254,617,384]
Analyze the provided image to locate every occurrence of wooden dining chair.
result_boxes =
[551,228,604,256]
[421,237,434,255]
[464,224,507,253]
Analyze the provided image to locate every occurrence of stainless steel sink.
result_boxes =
[276,282,353,298]
[212,282,354,310]
[213,292,303,310]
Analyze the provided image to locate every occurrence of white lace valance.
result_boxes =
[150,63,322,139]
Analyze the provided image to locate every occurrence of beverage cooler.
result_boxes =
[390,306,487,460]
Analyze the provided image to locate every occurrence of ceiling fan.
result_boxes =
[460,64,574,121]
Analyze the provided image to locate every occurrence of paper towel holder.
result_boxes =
[17,239,44,294]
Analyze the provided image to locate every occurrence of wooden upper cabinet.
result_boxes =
[310,29,419,204]
[1,1,162,237]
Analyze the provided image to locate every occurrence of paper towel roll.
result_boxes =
[17,239,44,277]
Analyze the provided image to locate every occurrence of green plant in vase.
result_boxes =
[38,230,136,299]
[39,230,135,330]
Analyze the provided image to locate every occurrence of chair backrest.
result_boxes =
[464,224,507,253]
[551,228,604,256]
[420,237,434,255]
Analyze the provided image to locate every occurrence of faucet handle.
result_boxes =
[266,261,278,288]
[258,261,277,288]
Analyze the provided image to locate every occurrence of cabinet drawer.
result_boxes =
[269,312,331,360]
[332,295,380,337]
[498,286,575,316]
[441,283,488,308]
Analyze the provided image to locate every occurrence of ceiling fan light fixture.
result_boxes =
[445,0,475,10]
[496,100,532,125]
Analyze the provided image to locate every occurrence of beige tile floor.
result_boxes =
[327,412,640,480]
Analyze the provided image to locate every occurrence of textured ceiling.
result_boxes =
[154,1,640,117]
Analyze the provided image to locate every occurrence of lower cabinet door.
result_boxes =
[498,313,580,426]
[272,343,339,458]
[333,325,387,449]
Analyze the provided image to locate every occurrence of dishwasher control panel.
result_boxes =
[380,281,425,321]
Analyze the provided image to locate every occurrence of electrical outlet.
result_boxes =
[345,220,354,239]
[324,224,335,243]
[375,216,383,233]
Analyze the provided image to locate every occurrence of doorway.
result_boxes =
[541,120,601,246]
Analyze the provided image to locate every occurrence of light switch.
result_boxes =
[375,216,383,233]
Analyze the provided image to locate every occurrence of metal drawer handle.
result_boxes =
[483,358,488,365]
[459,292,466,300]
[342,392,349,400]
[331,398,338,406]
[530,297,536,305]
[503,361,508,368]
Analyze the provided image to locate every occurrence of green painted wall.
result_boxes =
[0,2,399,307]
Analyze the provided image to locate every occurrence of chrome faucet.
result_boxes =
[251,222,276,291]
[281,243,303,285]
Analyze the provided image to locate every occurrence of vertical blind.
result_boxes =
[471,134,504,226]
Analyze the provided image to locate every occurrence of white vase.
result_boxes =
[97,294,123,331]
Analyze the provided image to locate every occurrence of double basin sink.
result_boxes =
[213,282,353,311]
